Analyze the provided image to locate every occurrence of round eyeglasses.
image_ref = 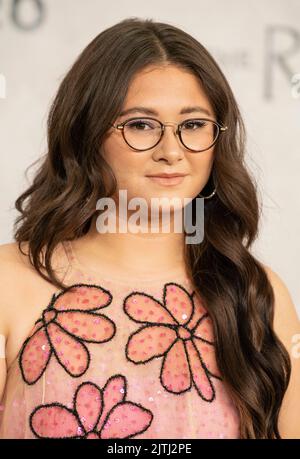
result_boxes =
[110,116,228,152]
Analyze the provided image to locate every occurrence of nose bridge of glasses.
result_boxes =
[163,121,180,128]
[161,122,180,136]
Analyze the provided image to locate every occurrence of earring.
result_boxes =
[198,186,217,199]
[198,173,218,199]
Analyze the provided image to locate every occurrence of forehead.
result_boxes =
[121,65,214,117]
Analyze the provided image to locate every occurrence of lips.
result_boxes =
[146,173,187,178]
[146,174,187,186]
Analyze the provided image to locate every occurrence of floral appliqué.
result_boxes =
[29,374,153,439]
[19,283,116,384]
[123,282,222,402]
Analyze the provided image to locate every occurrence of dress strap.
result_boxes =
[62,239,79,268]
[59,240,76,283]
[62,239,73,265]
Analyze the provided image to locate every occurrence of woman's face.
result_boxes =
[101,64,217,212]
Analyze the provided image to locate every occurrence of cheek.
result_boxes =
[105,153,145,192]
[103,147,134,177]
[189,153,214,180]
[101,138,148,199]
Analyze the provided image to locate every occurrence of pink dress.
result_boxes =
[0,240,240,439]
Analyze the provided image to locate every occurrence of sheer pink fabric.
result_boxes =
[0,241,240,439]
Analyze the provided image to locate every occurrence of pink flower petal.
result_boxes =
[164,284,193,325]
[192,337,221,378]
[186,292,207,330]
[86,432,100,439]
[47,322,89,376]
[127,325,177,363]
[161,339,192,393]
[20,325,52,384]
[30,404,82,439]
[55,311,115,342]
[96,375,126,431]
[54,284,112,312]
[185,340,215,402]
[124,293,177,325]
[100,402,153,439]
[75,383,103,432]
[193,314,215,343]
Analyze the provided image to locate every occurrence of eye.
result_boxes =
[125,119,156,130]
[182,120,207,130]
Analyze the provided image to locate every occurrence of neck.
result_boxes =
[73,210,188,277]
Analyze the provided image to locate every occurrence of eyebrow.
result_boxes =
[118,105,213,118]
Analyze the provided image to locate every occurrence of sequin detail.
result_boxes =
[123,282,222,402]
[29,375,153,439]
[19,284,116,385]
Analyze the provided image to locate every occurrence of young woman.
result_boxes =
[0,17,299,440]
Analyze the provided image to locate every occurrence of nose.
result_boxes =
[151,123,184,163]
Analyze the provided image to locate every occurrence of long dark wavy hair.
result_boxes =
[13,17,291,438]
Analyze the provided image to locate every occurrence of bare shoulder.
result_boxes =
[260,263,300,337]
[0,241,70,369]
[260,262,300,438]
[0,240,30,266]
[0,242,32,319]
[0,240,69,306]
[0,240,69,283]
[0,241,44,302]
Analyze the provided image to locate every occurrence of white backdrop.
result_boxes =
[0,0,299,317]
